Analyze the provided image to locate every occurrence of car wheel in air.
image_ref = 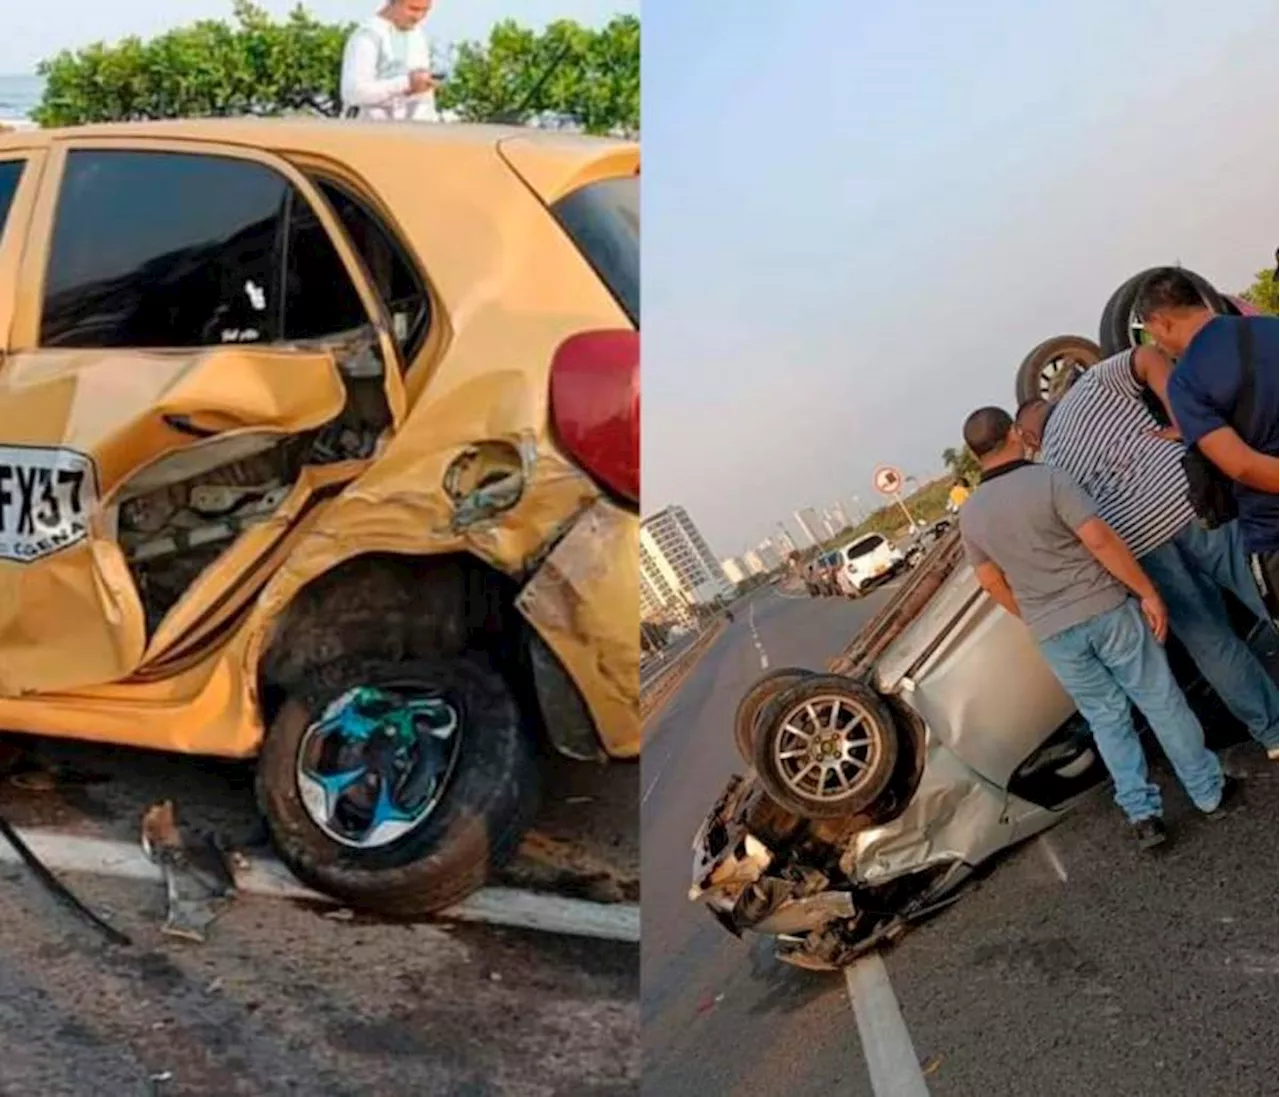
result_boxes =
[1014,334,1102,406]
[733,666,814,767]
[1097,266,1224,357]
[256,656,539,915]
[753,674,899,819]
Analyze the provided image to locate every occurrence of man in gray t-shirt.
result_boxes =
[958,406,1228,849]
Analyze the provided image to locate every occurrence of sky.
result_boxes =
[642,0,1280,560]
[0,0,638,73]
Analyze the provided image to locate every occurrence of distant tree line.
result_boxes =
[32,1,639,136]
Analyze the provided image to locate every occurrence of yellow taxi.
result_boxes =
[0,118,638,913]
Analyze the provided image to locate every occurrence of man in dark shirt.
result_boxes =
[1136,269,1279,618]
[958,406,1229,849]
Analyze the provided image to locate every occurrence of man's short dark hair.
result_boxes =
[1015,398,1046,423]
[1134,267,1208,319]
[963,406,1013,458]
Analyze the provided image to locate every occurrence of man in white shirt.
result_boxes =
[341,0,439,121]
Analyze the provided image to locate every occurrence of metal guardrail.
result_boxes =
[640,619,727,721]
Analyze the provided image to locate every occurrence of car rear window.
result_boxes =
[847,537,886,560]
[551,174,638,326]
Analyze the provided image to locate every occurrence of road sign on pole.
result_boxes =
[873,465,903,495]
[873,465,916,532]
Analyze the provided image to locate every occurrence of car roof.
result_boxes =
[0,116,628,153]
[0,118,638,205]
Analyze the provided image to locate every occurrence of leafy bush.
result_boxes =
[33,3,640,136]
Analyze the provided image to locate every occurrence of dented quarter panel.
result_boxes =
[837,736,1014,886]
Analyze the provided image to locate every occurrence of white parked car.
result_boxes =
[837,534,907,597]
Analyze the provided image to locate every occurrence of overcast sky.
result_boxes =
[642,0,1279,560]
[0,0,637,73]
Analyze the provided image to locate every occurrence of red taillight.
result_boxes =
[549,329,639,505]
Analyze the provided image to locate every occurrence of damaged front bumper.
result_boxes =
[689,740,1022,970]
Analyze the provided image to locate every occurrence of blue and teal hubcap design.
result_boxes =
[296,685,461,849]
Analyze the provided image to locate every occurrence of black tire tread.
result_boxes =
[1014,334,1102,406]
[732,667,813,766]
[256,655,539,916]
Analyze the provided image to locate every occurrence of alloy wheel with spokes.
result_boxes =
[752,674,900,820]
[772,693,882,804]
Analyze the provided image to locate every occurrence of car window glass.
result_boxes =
[42,150,287,348]
[552,174,638,326]
[282,190,371,341]
[849,537,884,559]
[0,159,24,240]
[314,178,430,357]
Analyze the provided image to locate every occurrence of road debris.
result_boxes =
[141,801,236,942]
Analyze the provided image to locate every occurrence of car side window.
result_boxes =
[313,178,431,359]
[41,150,372,350]
[0,160,25,240]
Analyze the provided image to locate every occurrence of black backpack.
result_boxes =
[1181,321,1257,530]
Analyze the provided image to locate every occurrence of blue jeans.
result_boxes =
[1039,601,1223,822]
[1141,520,1278,751]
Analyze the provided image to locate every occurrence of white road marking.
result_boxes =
[0,828,639,943]
[1039,835,1068,883]
[748,602,769,670]
[642,749,675,806]
[845,954,931,1097]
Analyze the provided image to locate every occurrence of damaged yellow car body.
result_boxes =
[0,120,639,773]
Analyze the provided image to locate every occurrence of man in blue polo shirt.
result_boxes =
[1136,269,1279,619]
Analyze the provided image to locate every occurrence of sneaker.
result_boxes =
[1205,775,1241,821]
[1131,817,1167,850]
[1268,747,1278,761]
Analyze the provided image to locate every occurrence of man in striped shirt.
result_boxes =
[1017,345,1278,761]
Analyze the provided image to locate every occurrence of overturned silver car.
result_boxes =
[691,530,1248,971]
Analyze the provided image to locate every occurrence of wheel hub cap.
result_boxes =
[297,685,461,849]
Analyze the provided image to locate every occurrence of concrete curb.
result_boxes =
[0,827,640,944]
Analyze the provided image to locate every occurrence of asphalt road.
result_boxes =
[0,867,637,1096]
[640,585,1279,1097]
[0,715,639,1094]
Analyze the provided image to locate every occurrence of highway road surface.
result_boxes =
[641,584,1278,1097]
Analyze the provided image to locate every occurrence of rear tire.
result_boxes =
[733,667,813,767]
[753,674,899,819]
[1097,267,1224,357]
[257,656,539,915]
[1014,334,1101,406]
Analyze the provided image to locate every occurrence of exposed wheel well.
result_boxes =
[256,552,587,755]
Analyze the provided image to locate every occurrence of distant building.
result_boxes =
[640,505,733,623]
[774,525,798,558]
[794,507,824,547]
[721,557,747,585]
[829,502,851,531]
[755,540,783,571]
[742,550,767,576]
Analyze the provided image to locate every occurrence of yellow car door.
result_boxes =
[0,137,406,696]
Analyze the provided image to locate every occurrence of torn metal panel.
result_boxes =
[515,500,639,759]
[444,437,532,529]
[141,800,236,943]
[0,346,347,697]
